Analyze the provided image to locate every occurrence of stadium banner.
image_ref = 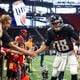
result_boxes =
[12,1,30,26]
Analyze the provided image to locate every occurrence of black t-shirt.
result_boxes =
[45,24,79,53]
[1,30,13,48]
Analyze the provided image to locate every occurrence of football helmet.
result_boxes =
[50,15,63,31]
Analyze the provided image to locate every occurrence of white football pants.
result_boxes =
[52,51,78,77]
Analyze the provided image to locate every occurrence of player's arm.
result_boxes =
[7,49,23,55]
[8,41,32,56]
[35,43,49,56]
[72,33,80,47]
[1,47,21,55]
[68,25,79,45]
[35,29,53,56]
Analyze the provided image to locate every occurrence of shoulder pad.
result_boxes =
[64,24,74,30]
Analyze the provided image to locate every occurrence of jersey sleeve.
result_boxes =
[67,25,79,41]
[45,29,52,46]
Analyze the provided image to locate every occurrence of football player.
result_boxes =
[34,15,80,80]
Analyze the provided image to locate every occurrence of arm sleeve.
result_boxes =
[68,26,79,41]
[45,30,52,46]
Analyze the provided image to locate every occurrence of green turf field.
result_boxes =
[28,55,71,80]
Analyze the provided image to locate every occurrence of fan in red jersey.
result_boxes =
[15,29,28,43]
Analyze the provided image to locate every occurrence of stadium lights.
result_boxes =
[0,4,9,11]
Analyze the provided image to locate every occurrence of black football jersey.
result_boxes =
[45,24,79,53]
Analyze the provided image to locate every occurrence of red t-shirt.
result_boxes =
[18,55,24,66]
[1,47,18,72]
[7,53,18,72]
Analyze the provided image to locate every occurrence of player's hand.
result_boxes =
[24,49,36,58]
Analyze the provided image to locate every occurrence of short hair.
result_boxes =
[18,42,25,47]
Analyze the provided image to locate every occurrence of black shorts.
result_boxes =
[7,70,17,79]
